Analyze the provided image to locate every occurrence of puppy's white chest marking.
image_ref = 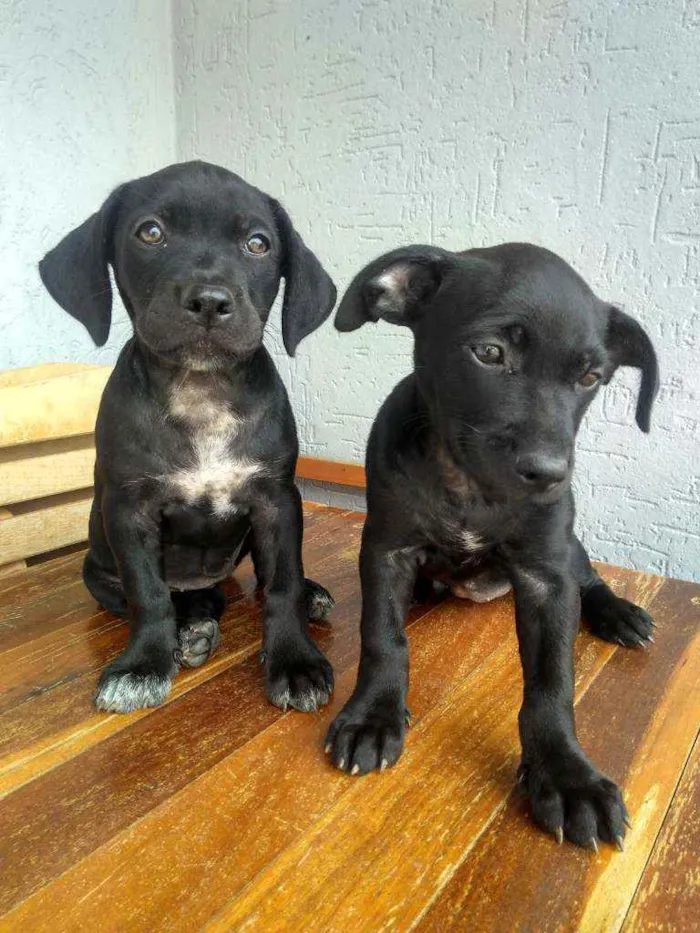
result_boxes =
[461,529,485,552]
[167,378,261,516]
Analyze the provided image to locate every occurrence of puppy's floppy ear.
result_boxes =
[38,186,124,347]
[605,306,660,433]
[269,198,337,357]
[334,245,450,332]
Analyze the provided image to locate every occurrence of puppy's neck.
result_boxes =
[435,445,480,500]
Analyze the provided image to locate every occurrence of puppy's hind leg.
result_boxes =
[83,552,128,617]
[572,536,655,648]
[173,586,226,668]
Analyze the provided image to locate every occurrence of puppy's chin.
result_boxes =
[136,331,263,372]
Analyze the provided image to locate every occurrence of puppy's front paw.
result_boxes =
[94,645,177,713]
[304,578,335,621]
[584,587,655,647]
[325,694,408,775]
[264,636,334,712]
[519,753,629,850]
[175,618,221,668]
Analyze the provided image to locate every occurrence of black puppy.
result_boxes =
[40,161,337,714]
[327,243,659,850]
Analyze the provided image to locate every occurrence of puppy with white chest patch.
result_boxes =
[326,242,659,851]
[40,160,337,714]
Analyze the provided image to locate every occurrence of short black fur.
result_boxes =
[40,161,337,713]
[327,241,659,850]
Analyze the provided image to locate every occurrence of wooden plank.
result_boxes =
[414,576,700,933]
[0,435,96,505]
[0,364,97,389]
[0,528,425,916]
[0,366,110,448]
[0,581,524,932]
[0,549,85,607]
[197,637,617,933]
[0,510,363,780]
[621,735,700,933]
[0,505,351,665]
[0,490,92,565]
[0,509,26,576]
[0,561,26,579]
[297,455,366,489]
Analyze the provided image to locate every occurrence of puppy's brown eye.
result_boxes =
[136,221,165,245]
[472,344,504,366]
[579,370,601,389]
[245,234,270,255]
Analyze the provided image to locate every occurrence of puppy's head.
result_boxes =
[336,243,659,503]
[39,161,336,367]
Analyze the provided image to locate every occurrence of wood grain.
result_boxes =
[0,508,360,793]
[1,587,518,932]
[0,506,698,933]
[0,435,96,504]
[415,576,700,933]
[621,736,700,933]
[0,489,92,564]
[0,365,110,448]
[296,455,366,488]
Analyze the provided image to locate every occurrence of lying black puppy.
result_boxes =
[327,243,659,850]
[40,161,337,714]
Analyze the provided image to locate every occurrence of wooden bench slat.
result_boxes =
[621,735,700,933]
[0,436,96,505]
[0,366,110,448]
[414,576,700,933]
[0,491,92,565]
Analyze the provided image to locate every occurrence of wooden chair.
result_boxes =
[0,363,111,577]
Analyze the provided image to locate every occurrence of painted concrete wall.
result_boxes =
[2,1,697,580]
[0,0,176,369]
[174,0,700,581]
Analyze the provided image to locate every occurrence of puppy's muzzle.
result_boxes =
[515,452,570,493]
[180,284,234,329]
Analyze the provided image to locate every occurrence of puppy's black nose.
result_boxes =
[181,285,234,324]
[516,453,569,490]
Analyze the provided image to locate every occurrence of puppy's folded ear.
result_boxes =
[605,306,660,433]
[334,245,450,332]
[38,186,124,347]
[269,199,337,357]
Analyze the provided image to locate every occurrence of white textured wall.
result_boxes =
[0,0,176,369]
[2,1,698,581]
[174,0,700,581]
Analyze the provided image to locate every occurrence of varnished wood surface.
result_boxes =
[0,504,697,933]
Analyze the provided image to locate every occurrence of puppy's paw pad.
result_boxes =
[522,758,628,849]
[266,643,334,713]
[304,578,335,622]
[587,595,655,647]
[326,705,406,775]
[176,618,221,668]
[94,671,171,713]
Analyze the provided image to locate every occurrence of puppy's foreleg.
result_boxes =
[252,483,334,712]
[326,526,415,775]
[94,492,178,713]
[572,536,655,647]
[510,559,628,850]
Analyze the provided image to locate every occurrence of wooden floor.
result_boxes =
[0,504,698,933]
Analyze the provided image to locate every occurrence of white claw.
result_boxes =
[351,764,360,775]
